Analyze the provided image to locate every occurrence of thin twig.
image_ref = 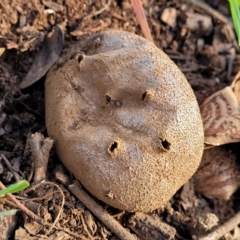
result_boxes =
[1,154,20,182]
[226,47,236,78]
[0,181,44,224]
[43,182,65,236]
[16,190,59,202]
[199,211,240,240]
[0,197,18,209]
[131,0,153,42]
[69,181,137,240]
[24,181,65,236]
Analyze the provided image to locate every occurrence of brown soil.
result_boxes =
[0,0,240,239]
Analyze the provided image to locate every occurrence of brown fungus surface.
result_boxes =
[45,30,204,212]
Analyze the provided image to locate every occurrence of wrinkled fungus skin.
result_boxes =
[45,30,204,212]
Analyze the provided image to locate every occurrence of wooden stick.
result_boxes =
[131,0,153,42]
[1,154,20,182]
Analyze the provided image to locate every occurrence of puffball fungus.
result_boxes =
[45,30,204,212]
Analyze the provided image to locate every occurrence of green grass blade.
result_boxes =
[229,0,240,45]
[0,209,18,216]
[0,180,30,197]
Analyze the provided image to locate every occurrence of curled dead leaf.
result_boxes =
[193,146,240,200]
[200,71,240,145]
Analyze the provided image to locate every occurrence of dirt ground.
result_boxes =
[1,0,240,239]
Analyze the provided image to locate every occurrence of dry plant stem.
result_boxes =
[188,0,239,50]
[69,181,137,240]
[226,48,236,78]
[1,154,20,182]
[17,190,59,202]
[131,0,153,42]
[28,132,53,184]
[92,0,111,17]
[0,181,43,224]
[42,182,65,236]
[199,211,240,240]
[0,198,18,209]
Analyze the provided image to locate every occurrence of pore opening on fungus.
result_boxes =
[109,141,118,153]
[142,91,147,101]
[161,139,171,150]
[106,95,111,104]
[76,54,84,63]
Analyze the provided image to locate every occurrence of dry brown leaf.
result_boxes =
[19,25,63,89]
[193,146,240,200]
[200,71,240,145]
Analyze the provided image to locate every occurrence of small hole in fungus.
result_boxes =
[76,54,84,63]
[106,95,111,104]
[142,91,147,100]
[161,139,171,150]
[109,141,118,152]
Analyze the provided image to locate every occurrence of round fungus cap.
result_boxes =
[45,30,204,212]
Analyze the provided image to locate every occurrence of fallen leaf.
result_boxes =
[19,25,64,89]
[201,70,240,145]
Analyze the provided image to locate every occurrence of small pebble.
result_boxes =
[161,8,177,28]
